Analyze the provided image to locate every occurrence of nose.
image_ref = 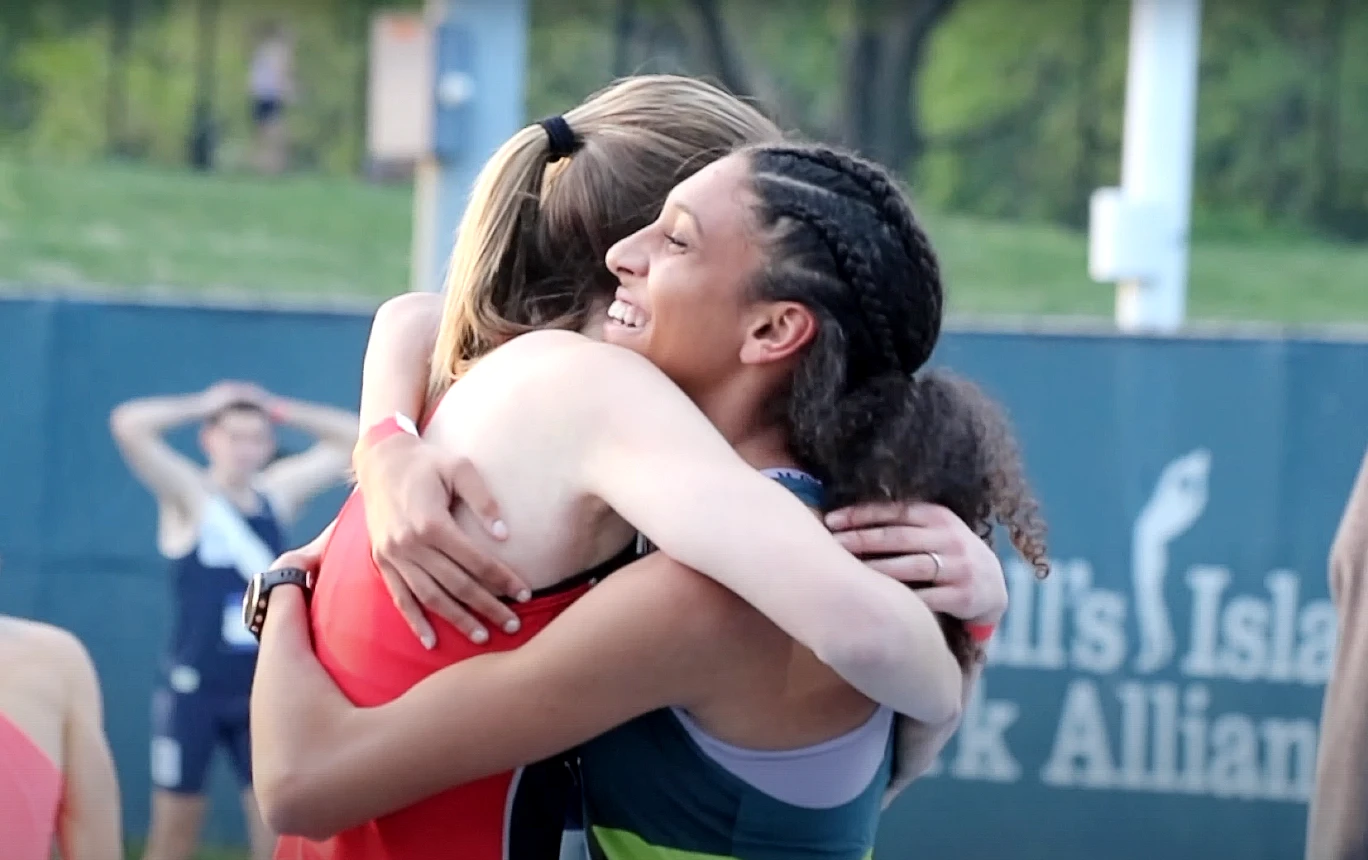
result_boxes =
[605,227,648,281]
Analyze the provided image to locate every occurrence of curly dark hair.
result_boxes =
[742,143,1050,668]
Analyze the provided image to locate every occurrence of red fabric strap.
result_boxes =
[967,622,997,644]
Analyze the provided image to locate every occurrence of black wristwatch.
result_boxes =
[243,567,313,641]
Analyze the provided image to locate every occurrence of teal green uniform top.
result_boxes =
[578,468,895,860]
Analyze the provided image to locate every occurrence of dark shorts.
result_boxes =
[150,684,252,794]
[251,97,283,126]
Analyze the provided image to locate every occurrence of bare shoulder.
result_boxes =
[2,619,97,682]
[372,290,442,334]
[472,332,675,417]
[490,331,663,383]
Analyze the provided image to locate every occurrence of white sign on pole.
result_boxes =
[367,13,433,164]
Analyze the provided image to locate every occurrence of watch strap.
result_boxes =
[244,567,312,641]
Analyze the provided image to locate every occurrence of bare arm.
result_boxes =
[884,661,983,806]
[356,291,442,432]
[825,501,1005,798]
[1308,445,1368,860]
[346,291,528,645]
[252,554,737,838]
[258,395,358,522]
[55,635,122,860]
[562,341,960,724]
[108,392,212,510]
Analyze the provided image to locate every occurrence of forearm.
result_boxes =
[886,660,982,804]
[1307,448,1368,860]
[250,585,532,837]
[358,292,442,432]
[58,768,122,860]
[1308,562,1368,859]
[60,662,123,859]
[109,393,206,437]
[272,397,359,449]
[251,587,362,837]
[58,816,122,860]
[646,475,962,723]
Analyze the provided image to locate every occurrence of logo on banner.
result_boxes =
[928,448,1337,803]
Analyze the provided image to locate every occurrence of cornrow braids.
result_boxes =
[755,145,945,368]
[758,193,901,376]
[740,143,1050,669]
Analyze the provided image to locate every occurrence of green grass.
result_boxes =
[3,156,1368,327]
[0,158,413,302]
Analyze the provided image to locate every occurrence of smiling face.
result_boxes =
[602,154,817,402]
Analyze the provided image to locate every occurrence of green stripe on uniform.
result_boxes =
[592,826,733,860]
[591,827,874,860]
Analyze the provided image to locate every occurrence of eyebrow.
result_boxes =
[672,201,705,240]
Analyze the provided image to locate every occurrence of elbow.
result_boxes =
[927,683,964,728]
[813,607,962,726]
[108,406,135,441]
[255,766,339,840]
[373,291,441,341]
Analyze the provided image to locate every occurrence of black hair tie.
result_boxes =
[538,115,579,163]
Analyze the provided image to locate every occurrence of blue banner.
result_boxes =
[2,298,1365,857]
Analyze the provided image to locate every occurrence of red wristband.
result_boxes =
[357,413,419,458]
[967,623,997,644]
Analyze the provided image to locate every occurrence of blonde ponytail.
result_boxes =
[429,123,558,392]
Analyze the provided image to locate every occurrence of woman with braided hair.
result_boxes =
[250,93,1036,859]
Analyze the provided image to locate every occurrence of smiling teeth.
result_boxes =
[608,299,645,328]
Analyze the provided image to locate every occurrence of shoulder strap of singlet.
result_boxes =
[528,541,639,600]
[759,467,825,509]
[200,493,277,582]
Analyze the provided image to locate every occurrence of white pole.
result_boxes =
[410,0,528,293]
[1090,0,1203,333]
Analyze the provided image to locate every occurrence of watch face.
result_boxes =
[242,575,262,631]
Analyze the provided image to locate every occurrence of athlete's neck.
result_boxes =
[690,377,799,475]
[731,428,800,476]
[207,470,258,508]
[692,360,794,470]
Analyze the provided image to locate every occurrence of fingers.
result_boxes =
[854,552,942,583]
[376,563,439,650]
[825,501,953,531]
[445,456,509,541]
[914,585,964,616]
[443,541,531,605]
[832,524,938,560]
[375,542,525,648]
[388,511,528,601]
[432,567,523,639]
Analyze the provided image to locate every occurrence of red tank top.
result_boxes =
[0,712,62,860]
[275,491,630,860]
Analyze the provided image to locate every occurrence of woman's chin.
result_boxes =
[603,320,647,351]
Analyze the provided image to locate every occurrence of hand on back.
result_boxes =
[351,432,530,649]
[825,502,1008,626]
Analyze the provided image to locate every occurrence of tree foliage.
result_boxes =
[2,0,1365,239]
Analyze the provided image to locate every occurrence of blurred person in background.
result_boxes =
[0,594,122,860]
[249,20,295,175]
[1307,443,1368,860]
[110,381,356,860]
